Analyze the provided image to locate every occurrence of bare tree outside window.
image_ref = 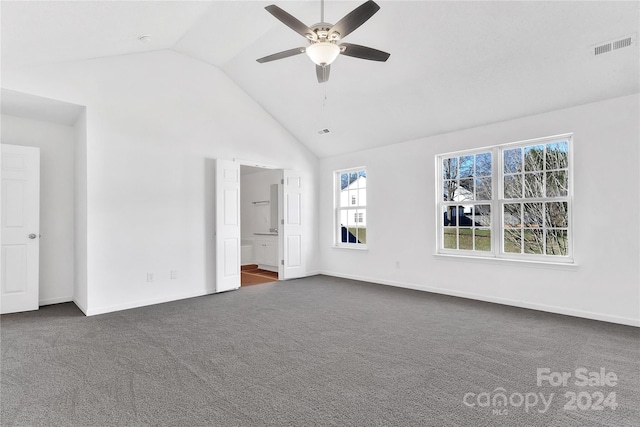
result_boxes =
[438,136,571,261]
[502,141,569,256]
[442,152,492,251]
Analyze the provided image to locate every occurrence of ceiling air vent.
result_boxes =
[593,34,635,56]
[317,128,331,135]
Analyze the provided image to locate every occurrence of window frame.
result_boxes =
[439,147,497,255]
[334,166,368,249]
[436,134,574,264]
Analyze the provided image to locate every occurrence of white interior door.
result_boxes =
[1,144,40,314]
[279,170,305,279]
[215,159,240,293]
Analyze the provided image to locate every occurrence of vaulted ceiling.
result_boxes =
[2,1,638,158]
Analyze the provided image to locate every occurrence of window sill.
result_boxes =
[433,253,578,270]
[333,244,369,251]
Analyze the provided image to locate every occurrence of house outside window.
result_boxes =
[437,134,573,262]
[336,167,367,247]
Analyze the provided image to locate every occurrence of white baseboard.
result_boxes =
[319,271,640,327]
[39,296,72,306]
[84,290,212,316]
[80,271,323,315]
[272,271,320,280]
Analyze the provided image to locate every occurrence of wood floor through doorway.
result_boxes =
[241,264,278,286]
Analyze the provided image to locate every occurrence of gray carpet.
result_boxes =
[1,275,639,426]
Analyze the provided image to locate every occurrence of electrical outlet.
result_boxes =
[147,272,154,282]
[170,270,178,280]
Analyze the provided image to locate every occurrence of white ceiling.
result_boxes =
[2,1,638,158]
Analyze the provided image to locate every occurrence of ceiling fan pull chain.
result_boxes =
[323,86,328,109]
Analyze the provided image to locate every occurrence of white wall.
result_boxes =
[319,94,640,326]
[73,110,88,313]
[241,169,282,240]
[3,50,318,315]
[1,114,75,305]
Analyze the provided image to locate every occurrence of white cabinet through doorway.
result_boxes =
[254,235,278,271]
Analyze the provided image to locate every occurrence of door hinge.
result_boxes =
[281,219,284,225]
[281,260,284,265]
[281,179,284,184]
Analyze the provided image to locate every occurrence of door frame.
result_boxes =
[226,159,307,284]
[237,159,283,281]
[233,159,285,280]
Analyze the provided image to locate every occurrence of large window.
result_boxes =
[336,167,367,247]
[437,135,572,262]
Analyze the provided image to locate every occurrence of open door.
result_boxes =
[215,159,241,293]
[1,144,40,314]
[279,170,305,279]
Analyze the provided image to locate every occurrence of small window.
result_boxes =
[336,167,367,248]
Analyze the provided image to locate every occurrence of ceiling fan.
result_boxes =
[257,0,390,83]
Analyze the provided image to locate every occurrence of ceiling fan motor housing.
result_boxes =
[309,23,341,42]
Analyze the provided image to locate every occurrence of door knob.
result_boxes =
[28,234,37,239]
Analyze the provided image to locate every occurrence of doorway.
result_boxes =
[240,165,281,286]
[211,159,304,293]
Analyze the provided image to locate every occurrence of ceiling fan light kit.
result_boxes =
[306,42,340,66]
[257,0,390,83]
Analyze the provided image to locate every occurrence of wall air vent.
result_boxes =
[593,34,635,56]
[317,128,331,135]
[612,36,633,50]
[594,43,612,56]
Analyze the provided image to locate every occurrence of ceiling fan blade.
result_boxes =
[257,47,306,63]
[265,5,317,41]
[340,43,390,62]
[316,65,330,83]
[329,0,380,40]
